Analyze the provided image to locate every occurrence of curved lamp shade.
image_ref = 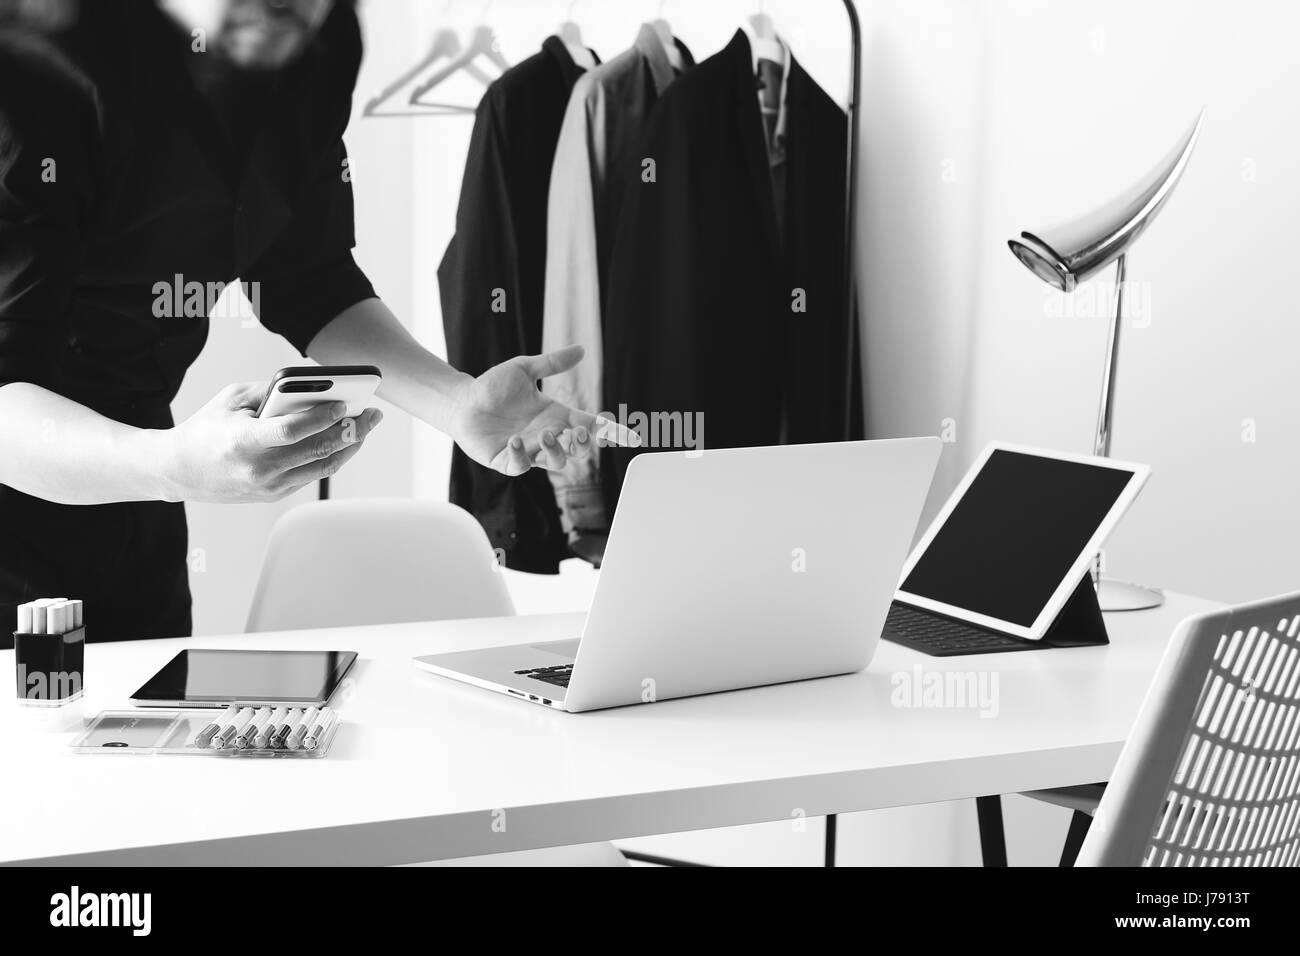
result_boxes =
[1008,110,1204,292]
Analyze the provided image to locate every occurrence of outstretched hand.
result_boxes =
[448,345,638,476]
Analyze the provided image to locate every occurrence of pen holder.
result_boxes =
[13,626,85,706]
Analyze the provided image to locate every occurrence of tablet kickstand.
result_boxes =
[1039,573,1110,648]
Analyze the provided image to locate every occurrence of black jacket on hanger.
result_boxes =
[439,37,592,573]
[602,30,862,514]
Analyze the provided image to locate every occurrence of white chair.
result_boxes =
[247,498,627,868]
[246,498,514,632]
[1077,591,1300,866]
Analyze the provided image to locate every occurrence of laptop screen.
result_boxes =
[899,449,1135,628]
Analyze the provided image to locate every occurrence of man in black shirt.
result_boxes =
[0,0,599,644]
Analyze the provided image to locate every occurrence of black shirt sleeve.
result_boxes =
[0,35,92,390]
[241,2,376,355]
[241,138,376,355]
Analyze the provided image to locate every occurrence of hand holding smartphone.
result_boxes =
[160,368,385,504]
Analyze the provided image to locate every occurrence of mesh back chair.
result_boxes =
[1077,591,1300,867]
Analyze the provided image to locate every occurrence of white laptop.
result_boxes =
[413,438,942,712]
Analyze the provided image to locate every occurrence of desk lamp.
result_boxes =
[1008,110,1204,611]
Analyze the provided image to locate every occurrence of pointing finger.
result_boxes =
[592,416,641,448]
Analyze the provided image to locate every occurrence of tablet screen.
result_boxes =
[899,449,1135,628]
[131,649,357,704]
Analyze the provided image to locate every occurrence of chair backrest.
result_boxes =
[1078,591,1300,866]
[245,499,514,633]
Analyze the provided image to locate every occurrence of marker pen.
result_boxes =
[303,707,337,751]
[213,707,253,749]
[59,601,78,632]
[285,706,318,751]
[256,707,288,748]
[30,598,64,635]
[271,709,298,748]
[238,706,273,749]
[194,705,238,748]
[50,600,77,635]
[231,706,261,748]
[274,707,295,743]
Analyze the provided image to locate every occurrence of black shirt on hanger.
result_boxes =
[440,36,596,574]
[602,29,863,518]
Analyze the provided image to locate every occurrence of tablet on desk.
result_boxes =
[894,442,1150,641]
[129,649,358,708]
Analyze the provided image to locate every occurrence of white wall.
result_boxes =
[857,0,1300,864]
[861,0,1300,602]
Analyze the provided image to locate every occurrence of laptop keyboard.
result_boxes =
[882,602,1037,656]
[514,663,574,688]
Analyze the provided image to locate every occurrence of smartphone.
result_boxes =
[255,366,382,419]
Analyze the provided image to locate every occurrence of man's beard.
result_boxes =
[217,1,314,69]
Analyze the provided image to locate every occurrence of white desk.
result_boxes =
[0,592,1219,865]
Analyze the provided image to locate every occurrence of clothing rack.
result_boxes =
[838,0,861,443]
[363,1,862,443]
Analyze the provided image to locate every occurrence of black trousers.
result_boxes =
[0,487,192,649]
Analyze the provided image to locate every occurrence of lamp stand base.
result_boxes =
[1096,577,1165,612]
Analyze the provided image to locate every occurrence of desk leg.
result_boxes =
[824,813,837,867]
[1058,810,1092,867]
[976,796,1008,867]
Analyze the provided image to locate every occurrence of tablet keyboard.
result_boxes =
[882,603,1038,656]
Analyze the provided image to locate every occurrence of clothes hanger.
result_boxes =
[363,2,492,118]
[650,0,685,72]
[409,0,512,108]
[746,1,785,65]
[558,1,596,70]
[364,29,465,116]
